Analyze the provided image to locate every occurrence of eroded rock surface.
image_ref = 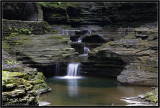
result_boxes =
[89,23,158,86]
[2,50,50,106]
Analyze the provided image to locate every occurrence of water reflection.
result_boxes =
[40,77,152,106]
[67,78,78,97]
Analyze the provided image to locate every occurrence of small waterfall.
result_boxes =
[91,3,95,10]
[84,46,90,55]
[55,63,60,75]
[78,36,82,43]
[88,30,92,34]
[66,30,69,35]
[66,62,80,77]
[61,30,69,35]
[61,30,65,35]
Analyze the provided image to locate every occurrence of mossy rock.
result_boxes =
[2,71,26,78]
[32,82,48,91]
[144,88,158,105]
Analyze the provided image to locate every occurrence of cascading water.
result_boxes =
[65,62,81,78]
[84,46,90,55]
[78,36,82,43]
[88,30,92,34]
[61,30,69,35]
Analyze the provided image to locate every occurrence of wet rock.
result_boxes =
[82,35,107,43]
[39,101,51,106]
[5,84,17,90]
[88,23,158,86]
[2,65,50,106]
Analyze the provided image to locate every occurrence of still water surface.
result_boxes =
[40,76,152,106]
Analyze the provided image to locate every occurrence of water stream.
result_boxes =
[78,37,82,43]
[39,28,153,106]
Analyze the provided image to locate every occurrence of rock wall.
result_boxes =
[3,3,43,21]
[88,23,158,86]
[2,49,50,106]
[2,19,51,36]
[2,2,157,26]
[2,31,78,77]
[40,2,157,26]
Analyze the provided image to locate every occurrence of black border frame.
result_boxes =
[0,0,159,108]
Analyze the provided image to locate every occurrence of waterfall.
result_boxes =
[66,63,80,77]
[61,30,64,35]
[88,30,92,34]
[84,46,90,55]
[66,30,69,35]
[78,36,82,43]
[55,63,60,75]
[91,3,95,10]
[61,30,69,35]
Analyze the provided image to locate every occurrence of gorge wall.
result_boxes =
[40,2,157,26]
[3,2,157,26]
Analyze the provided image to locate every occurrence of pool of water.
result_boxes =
[39,76,152,106]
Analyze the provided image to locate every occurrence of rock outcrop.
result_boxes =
[89,23,158,86]
[2,49,50,106]
[3,2,157,26]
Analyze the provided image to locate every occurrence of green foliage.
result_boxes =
[5,59,17,65]
[38,2,47,7]
[38,2,81,9]
[8,28,32,36]
[50,35,63,39]
[2,71,25,79]
[9,32,19,37]
[19,28,32,35]
[38,2,64,9]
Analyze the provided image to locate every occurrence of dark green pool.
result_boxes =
[39,76,152,106]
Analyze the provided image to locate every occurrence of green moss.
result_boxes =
[50,35,63,39]
[3,67,24,72]
[36,72,46,80]
[70,17,83,23]
[2,71,26,78]
[28,79,44,85]
[2,41,10,49]
[144,88,158,105]
[33,83,48,91]
[125,32,135,39]
[62,54,70,59]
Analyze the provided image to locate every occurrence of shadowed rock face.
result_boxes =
[3,2,157,26]
[24,3,38,21]
[88,23,158,86]
[82,35,107,43]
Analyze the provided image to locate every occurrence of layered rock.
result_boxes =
[2,19,52,36]
[89,23,158,86]
[3,2,157,26]
[2,50,50,106]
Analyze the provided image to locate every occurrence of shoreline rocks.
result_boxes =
[121,88,158,106]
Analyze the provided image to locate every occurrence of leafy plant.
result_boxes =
[8,28,32,37]
[5,59,17,65]
[10,32,19,37]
